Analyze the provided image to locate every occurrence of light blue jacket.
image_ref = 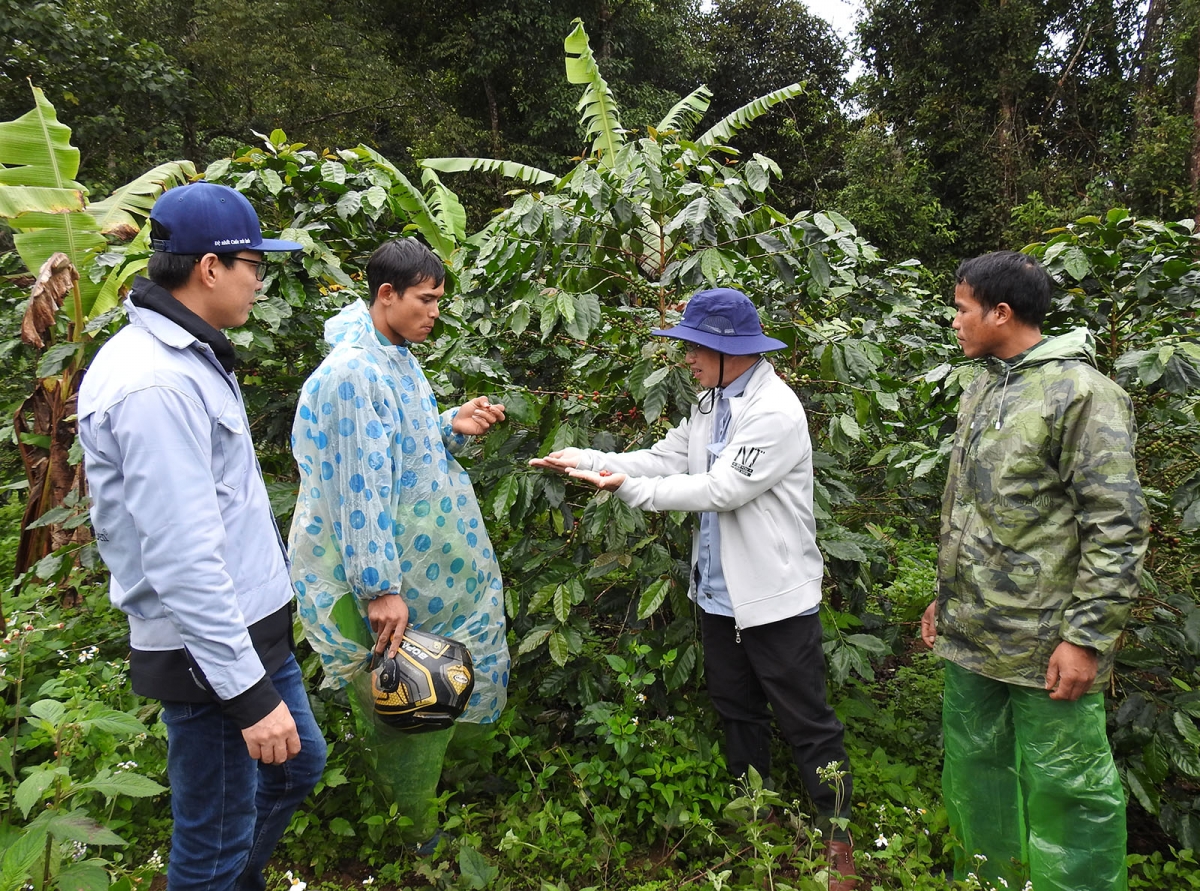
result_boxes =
[78,300,293,702]
[288,299,509,723]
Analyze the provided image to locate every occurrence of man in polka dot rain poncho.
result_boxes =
[288,238,510,725]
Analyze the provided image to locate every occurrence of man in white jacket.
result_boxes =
[530,288,856,890]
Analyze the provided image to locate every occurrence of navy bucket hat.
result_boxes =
[150,182,302,254]
[651,288,786,355]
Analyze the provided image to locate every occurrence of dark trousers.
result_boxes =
[161,655,327,891]
[702,610,852,822]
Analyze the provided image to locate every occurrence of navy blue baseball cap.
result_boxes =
[149,182,302,254]
[651,288,786,355]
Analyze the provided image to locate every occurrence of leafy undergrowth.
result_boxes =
[2,533,1198,890]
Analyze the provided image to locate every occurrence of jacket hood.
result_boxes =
[324,298,391,349]
[1008,327,1097,370]
[978,328,1098,433]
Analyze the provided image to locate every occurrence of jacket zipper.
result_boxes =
[993,364,1013,430]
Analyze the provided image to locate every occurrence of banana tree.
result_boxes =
[0,85,194,595]
[14,254,91,589]
[423,19,805,326]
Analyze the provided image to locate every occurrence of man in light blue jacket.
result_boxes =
[530,288,857,890]
[79,183,326,891]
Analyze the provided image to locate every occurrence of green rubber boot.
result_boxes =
[333,594,454,847]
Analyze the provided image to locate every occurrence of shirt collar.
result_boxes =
[128,276,237,372]
[718,358,762,399]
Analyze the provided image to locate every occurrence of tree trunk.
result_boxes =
[998,84,1018,208]
[1137,0,1168,97]
[483,78,501,158]
[1192,26,1200,229]
[482,77,503,206]
[9,255,93,627]
[599,0,613,61]
[13,384,90,577]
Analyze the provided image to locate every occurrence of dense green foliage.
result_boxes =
[3,9,1200,890]
[857,0,1200,259]
[6,0,1200,259]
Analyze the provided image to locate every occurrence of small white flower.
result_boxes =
[284,870,307,891]
[635,693,646,702]
[974,853,987,863]
[666,715,674,722]
[71,840,86,860]
[147,849,164,869]
[116,761,138,771]
[362,878,375,886]
[630,717,638,725]
[344,731,354,741]
[875,834,888,848]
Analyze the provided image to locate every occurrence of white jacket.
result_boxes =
[576,361,823,628]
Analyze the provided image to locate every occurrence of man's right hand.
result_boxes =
[241,700,301,764]
[367,593,409,658]
[528,447,583,473]
[920,600,938,649]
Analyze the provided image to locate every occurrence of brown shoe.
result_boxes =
[824,838,857,891]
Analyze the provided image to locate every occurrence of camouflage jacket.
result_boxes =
[933,328,1148,690]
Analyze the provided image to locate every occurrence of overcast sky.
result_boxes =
[804,0,863,41]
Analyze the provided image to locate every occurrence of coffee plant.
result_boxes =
[3,19,1200,887]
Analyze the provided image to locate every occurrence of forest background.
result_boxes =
[4,0,1200,889]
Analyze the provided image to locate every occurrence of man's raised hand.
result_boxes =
[452,396,506,436]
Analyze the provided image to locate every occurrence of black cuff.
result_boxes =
[220,675,282,729]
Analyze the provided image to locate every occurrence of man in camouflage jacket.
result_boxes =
[921,251,1148,891]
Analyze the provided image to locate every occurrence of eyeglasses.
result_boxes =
[230,256,268,281]
[683,341,704,354]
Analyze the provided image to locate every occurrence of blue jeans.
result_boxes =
[161,655,327,891]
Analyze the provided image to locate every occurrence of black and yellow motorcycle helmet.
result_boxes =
[369,628,475,732]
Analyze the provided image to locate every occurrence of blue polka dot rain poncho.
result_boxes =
[288,299,509,723]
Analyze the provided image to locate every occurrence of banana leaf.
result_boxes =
[421,168,468,243]
[421,157,559,188]
[88,159,197,239]
[657,86,713,133]
[358,145,458,260]
[564,20,625,167]
[696,83,806,147]
[0,87,105,313]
